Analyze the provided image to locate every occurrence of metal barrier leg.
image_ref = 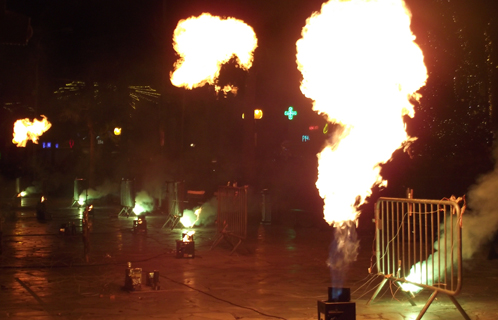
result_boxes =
[367,277,388,305]
[448,295,471,320]
[395,281,417,306]
[229,238,242,256]
[118,207,132,217]
[416,290,438,320]
[210,233,224,251]
[418,291,470,320]
[162,214,180,229]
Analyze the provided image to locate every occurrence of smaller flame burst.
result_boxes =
[182,230,195,242]
[78,195,86,206]
[180,207,201,228]
[12,115,52,147]
[170,13,257,93]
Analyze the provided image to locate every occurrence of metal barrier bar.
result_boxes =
[211,185,248,255]
[368,197,469,320]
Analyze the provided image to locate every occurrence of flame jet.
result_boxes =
[296,0,427,290]
[12,115,52,147]
[170,13,258,93]
[296,0,427,226]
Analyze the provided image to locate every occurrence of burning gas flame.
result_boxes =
[182,230,195,242]
[296,0,427,226]
[78,194,86,206]
[180,207,201,228]
[12,115,52,147]
[170,13,258,93]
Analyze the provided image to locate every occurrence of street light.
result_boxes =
[242,109,263,119]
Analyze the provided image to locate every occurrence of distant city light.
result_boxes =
[284,106,297,120]
[114,127,122,136]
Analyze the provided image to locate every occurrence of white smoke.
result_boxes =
[196,197,217,226]
[463,148,498,259]
[79,180,119,200]
[403,145,498,292]
[181,197,218,227]
[24,184,42,195]
[134,190,154,214]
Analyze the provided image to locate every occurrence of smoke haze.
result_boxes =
[463,146,498,260]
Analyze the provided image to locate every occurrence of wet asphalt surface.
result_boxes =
[1,197,498,320]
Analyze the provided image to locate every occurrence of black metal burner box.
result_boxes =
[317,287,356,320]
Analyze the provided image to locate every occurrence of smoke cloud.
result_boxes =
[328,222,359,295]
[79,180,119,200]
[24,184,42,196]
[134,190,154,214]
[196,197,217,226]
[403,145,498,292]
[462,147,498,260]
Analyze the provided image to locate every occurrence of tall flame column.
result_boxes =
[296,0,427,286]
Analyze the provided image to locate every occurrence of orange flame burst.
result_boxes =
[296,0,427,226]
[12,115,52,147]
[170,13,258,92]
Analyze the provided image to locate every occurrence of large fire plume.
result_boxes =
[170,13,258,93]
[12,115,52,147]
[296,0,427,293]
[296,0,427,226]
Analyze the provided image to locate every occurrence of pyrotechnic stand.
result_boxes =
[71,178,87,207]
[368,197,470,320]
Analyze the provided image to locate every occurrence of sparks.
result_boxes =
[296,0,427,226]
[170,13,258,93]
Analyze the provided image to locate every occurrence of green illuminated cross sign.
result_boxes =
[284,106,297,120]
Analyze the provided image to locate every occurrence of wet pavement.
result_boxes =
[1,197,498,320]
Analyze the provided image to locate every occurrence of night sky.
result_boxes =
[2,0,498,213]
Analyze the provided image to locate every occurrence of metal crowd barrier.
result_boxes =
[118,179,135,216]
[162,181,185,229]
[368,197,470,320]
[211,185,248,255]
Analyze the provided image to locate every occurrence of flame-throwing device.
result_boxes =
[176,231,195,258]
[317,287,355,320]
[145,270,161,290]
[133,216,147,234]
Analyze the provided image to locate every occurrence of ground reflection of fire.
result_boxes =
[296,0,427,291]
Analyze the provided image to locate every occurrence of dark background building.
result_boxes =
[1,0,498,221]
